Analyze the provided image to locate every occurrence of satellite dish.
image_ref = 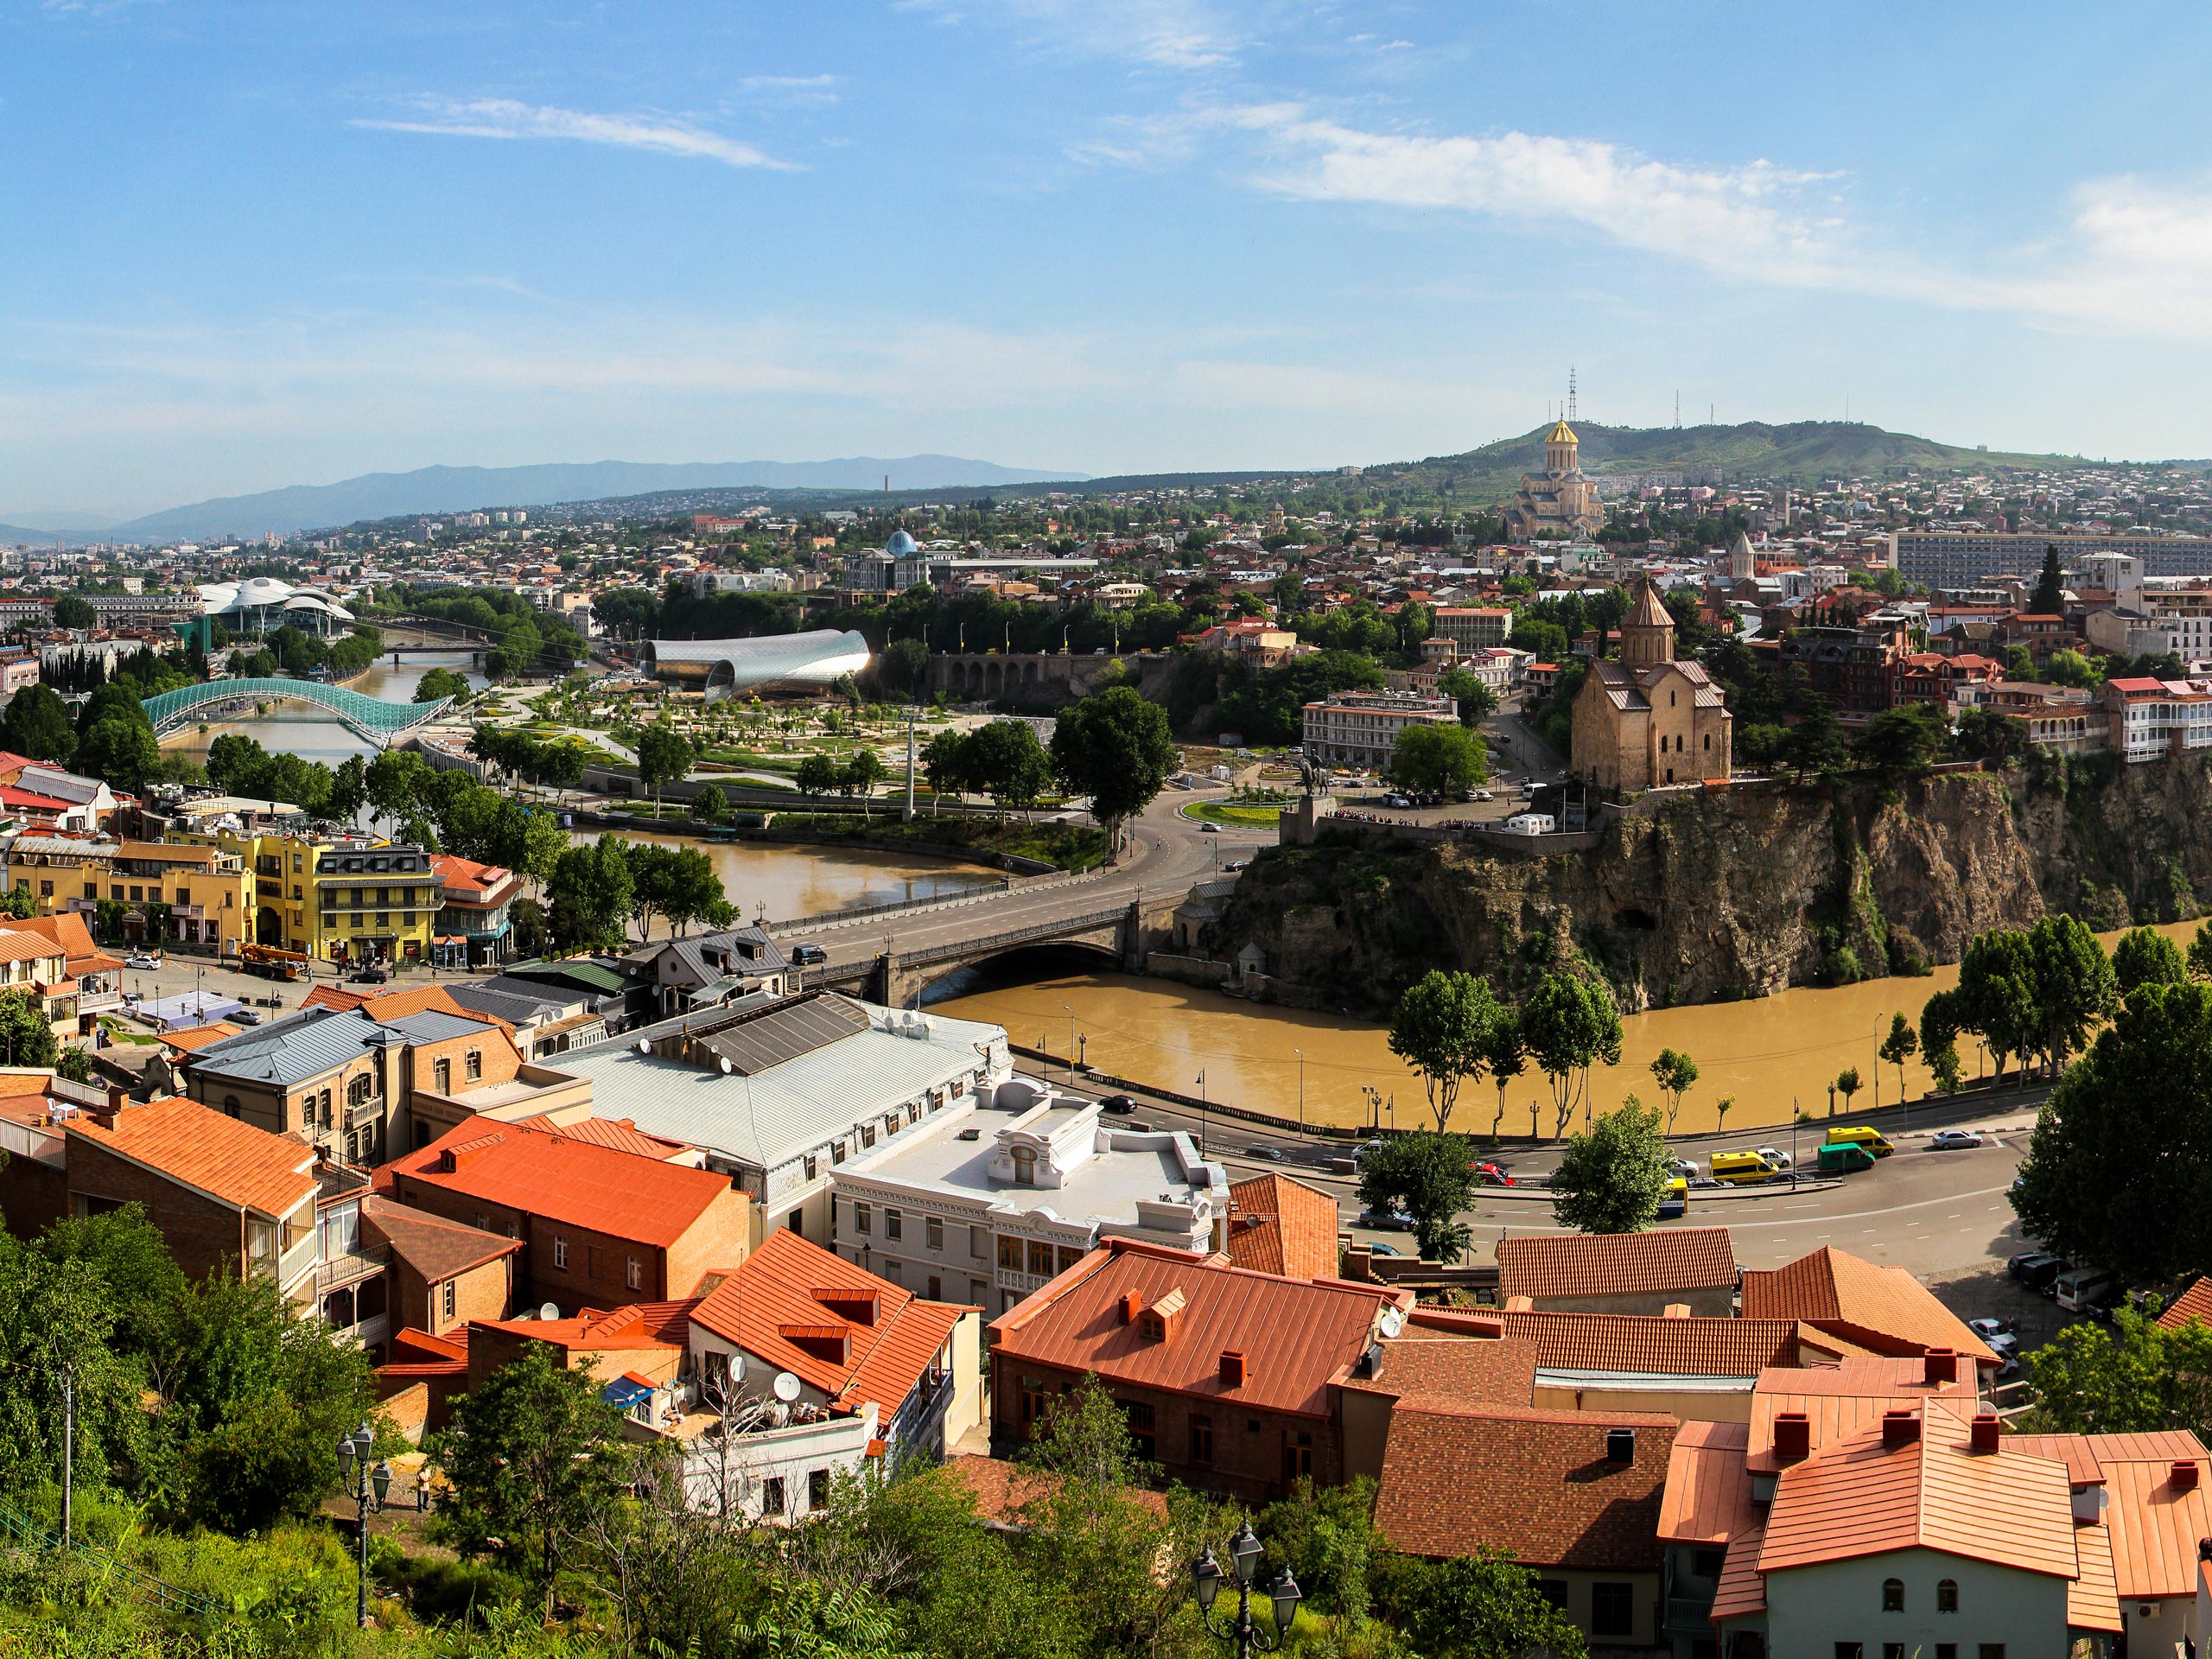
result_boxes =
[719,1056,734,1075]
[635,1039,651,1054]
[772,1370,803,1402]
[539,1302,560,1321]
[728,1353,746,1382]
[1377,1306,1406,1339]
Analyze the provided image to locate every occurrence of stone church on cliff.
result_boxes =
[1570,580,1734,790]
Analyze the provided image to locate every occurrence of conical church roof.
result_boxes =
[1626,579,1673,629]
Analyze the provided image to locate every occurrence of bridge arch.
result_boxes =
[140,678,453,745]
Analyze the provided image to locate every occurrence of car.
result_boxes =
[125,952,162,970]
[1688,1175,1723,1189]
[2009,1250,2063,1287]
[1929,1129,1985,1151]
[1357,1206,1417,1232]
[1245,1146,1287,1162]
[1223,859,1249,872]
[1967,1316,2014,1341]
[349,966,389,985]
[1354,1138,1388,1166]
[1756,1147,1792,1170]
[1474,790,1494,802]
[1199,821,1221,833]
[1363,1241,1404,1256]
[1664,1157,1700,1178]
[1471,1162,1515,1187]
[789,943,828,966]
[1099,1094,1140,1116]
[232,1007,264,1026]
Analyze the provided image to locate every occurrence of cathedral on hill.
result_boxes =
[1570,580,1733,790]
[1503,417,1605,538]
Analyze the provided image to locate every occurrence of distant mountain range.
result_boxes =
[1366,420,2088,500]
[23,456,1086,545]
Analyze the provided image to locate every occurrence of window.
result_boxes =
[1120,1400,1156,1459]
[37,880,49,898]
[807,1470,829,1511]
[441,1281,455,1320]
[804,1156,817,1181]
[1977,1649,2004,1659]
[926,1274,940,1300]
[1590,1582,1632,1638]
[1012,1145,1037,1184]
[762,1476,785,1516]
[861,1125,876,1147]
[553,1237,569,1269]
[854,1202,872,1235]
[222,1095,240,1116]
[926,1216,943,1250]
[1882,1578,1904,1611]
[832,1141,846,1164]
[1283,1429,1313,1480]
[885,1208,902,1242]
[1691,1548,1726,1579]
[1058,1245,1084,1274]
[971,1225,989,1259]
[1018,1376,1047,1435]
[434,1058,451,1093]
[626,1255,641,1291]
[465,1049,481,1082]
[1191,1415,1213,1465]
[998,1236,1023,1271]
[1936,1580,1958,1613]
[1885,1647,1907,1659]
[1535,1580,1567,1610]
[1834,1647,1863,1659]
[1936,1648,1956,1659]
[970,1278,987,1305]
[880,1260,900,1285]
[1026,1240,1053,1277]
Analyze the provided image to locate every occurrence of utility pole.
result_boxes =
[903,705,918,823]
[60,1360,73,1544]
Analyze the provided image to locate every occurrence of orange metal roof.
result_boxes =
[1656,1419,1755,1545]
[475,1300,696,1354]
[1747,1359,1979,1474]
[67,1095,315,1219]
[1708,1524,1768,1623]
[1497,1226,1737,1301]
[1375,1403,1678,1571]
[301,982,518,1033]
[2158,1275,2212,1332]
[387,1119,741,1249]
[1758,1402,2079,1579]
[1412,1305,1798,1377]
[689,1228,974,1419]
[1223,1172,1340,1283]
[160,1021,243,1055]
[523,1112,696,1162]
[2090,1439,2212,1599]
[990,1237,1402,1419]
[1740,1247,2000,1364]
[2069,1522,2125,1634]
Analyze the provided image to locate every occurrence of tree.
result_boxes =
[53,594,95,630]
[2191,920,2212,982]
[794,751,842,804]
[2030,543,2066,616]
[1386,970,1503,1133]
[365,749,429,823]
[2114,925,2187,997]
[1357,1131,1478,1263]
[326,753,367,825]
[1435,667,1498,724]
[1955,928,2040,1081]
[1648,1047,1699,1134]
[518,809,569,893]
[1519,969,1624,1136]
[2023,1306,2212,1447]
[75,713,159,795]
[627,845,727,939]
[1383,721,1489,797]
[872,636,930,701]
[414,665,473,703]
[431,1341,629,1609]
[1713,1094,1735,1136]
[691,782,729,823]
[0,683,75,766]
[2044,648,2101,690]
[1878,1012,1918,1104]
[1383,1549,1590,1659]
[842,747,887,817]
[545,837,632,954]
[1049,686,1179,855]
[2026,912,2118,1077]
[1786,693,1849,776]
[1549,1096,1670,1235]
[968,718,1054,818]
[922,728,971,815]
[634,724,695,819]
[0,989,58,1067]
[1834,1065,1862,1115]
[1479,1008,1525,1139]
[1853,704,1943,775]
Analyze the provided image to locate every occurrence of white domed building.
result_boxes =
[195,577,355,638]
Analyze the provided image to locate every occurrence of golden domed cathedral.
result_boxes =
[1503,416,1605,538]
[1570,579,1733,790]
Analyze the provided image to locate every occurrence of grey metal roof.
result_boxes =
[189,1005,500,1085]
[445,982,575,1025]
[552,1000,1007,1172]
[696,995,870,1076]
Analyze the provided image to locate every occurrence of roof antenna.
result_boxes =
[1567,366,1578,423]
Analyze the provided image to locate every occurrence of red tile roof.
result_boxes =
[9,912,120,976]
[2157,1275,2212,1332]
[945,1454,1170,1528]
[385,1119,741,1249]
[67,1096,315,1219]
[1739,1246,2000,1365]
[363,1195,520,1285]
[990,1238,1404,1420]
[690,1228,973,1420]
[1337,1335,1538,1410]
[1223,1172,1340,1282]
[1375,1403,1678,1571]
[1410,1305,1799,1377]
[1497,1226,1738,1301]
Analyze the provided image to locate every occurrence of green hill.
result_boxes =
[1370,420,2088,502]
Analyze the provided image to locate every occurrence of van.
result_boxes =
[1826,1125,1894,1158]
[2055,1267,2117,1314]
[1656,1176,1690,1219]
[1817,1141,1877,1175]
[1711,1150,1776,1185]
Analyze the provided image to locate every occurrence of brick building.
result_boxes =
[380,1118,751,1313]
[987,1237,1408,1503]
[1497,1226,1739,1318]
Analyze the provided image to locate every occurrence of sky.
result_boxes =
[4,0,2212,519]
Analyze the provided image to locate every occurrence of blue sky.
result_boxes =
[3,0,2210,518]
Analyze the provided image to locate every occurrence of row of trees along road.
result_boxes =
[919,687,1180,843]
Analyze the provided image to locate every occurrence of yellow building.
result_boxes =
[1569,581,1733,791]
[1503,417,1605,539]
[172,830,436,965]
[2,834,253,953]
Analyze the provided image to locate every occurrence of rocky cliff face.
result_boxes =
[1212,759,2212,1014]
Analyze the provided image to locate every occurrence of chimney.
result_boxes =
[1503,1294,1534,1313]
[1923,1346,1958,1384]
[1883,1410,1921,1449]
[1605,1427,1636,1465]
[2175,1460,2201,1492]
[1662,1303,1691,1319]
[1119,1289,1143,1325]
[1970,1413,2002,1453]
[1773,1411,1810,1465]
[1220,1350,1247,1388]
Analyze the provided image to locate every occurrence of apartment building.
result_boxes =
[429,855,524,969]
[2101,677,2212,762]
[1300,690,1458,772]
[172,828,435,964]
[1430,606,1513,651]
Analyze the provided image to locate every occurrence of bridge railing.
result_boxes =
[814,905,1134,980]
[141,677,452,739]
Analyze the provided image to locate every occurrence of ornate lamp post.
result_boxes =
[335,1422,391,1629]
[1191,1523,1302,1659]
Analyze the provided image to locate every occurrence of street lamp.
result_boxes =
[1293,1050,1304,1128]
[1196,1070,1208,1155]
[335,1422,391,1629]
[1192,1523,1301,1659]
[1064,1004,1076,1083]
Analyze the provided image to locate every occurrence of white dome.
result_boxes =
[237,576,295,606]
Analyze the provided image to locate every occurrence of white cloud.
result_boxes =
[352,98,794,171]
[899,0,1249,70]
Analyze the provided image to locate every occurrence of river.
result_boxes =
[927,921,2206,1137]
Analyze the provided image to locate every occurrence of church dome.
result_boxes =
[885,530,918,556]
[1547,417,1578,444]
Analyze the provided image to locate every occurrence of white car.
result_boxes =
[125,952,163,970]
[1664,1157,1700,1178]
[1929,1129,1986,1151]
[1757,1147,1792,1170]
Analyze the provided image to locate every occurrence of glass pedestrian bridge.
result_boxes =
[140,678,454,745]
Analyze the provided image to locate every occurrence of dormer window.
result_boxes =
[1012,1146,1037,1185]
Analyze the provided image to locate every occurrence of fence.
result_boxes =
[0,1497,224,1619]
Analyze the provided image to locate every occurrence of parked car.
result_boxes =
[1928,1129,1985,1151]
[1245,1146,1287,1162]
[349,965,389,985]
[789,943,828,966]
[2009,1252,2068,1292]
[1099,1095,1140,1116]
[232,1007,264,1026]
[1223,860,1249,873]
[1756,1147,1791,1170]
[125,952,163,970]
[1967,1318,2020,1366]
[1363,1241,1404,1256]
[1354,1139,1388,1166]
[1358,1206,1417,1232]
[1473,790,1494,802]
[1687,1175,1723,1189]
[1664,1157,1700,1178]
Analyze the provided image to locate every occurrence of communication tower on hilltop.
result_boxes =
[1567,366,1578,423]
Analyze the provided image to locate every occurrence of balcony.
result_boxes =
[343,1095,385,1130]
[276,1230,319,1292]
[316,1241,391,1292]
[1662,1593,1717,1636]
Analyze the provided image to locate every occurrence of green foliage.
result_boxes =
[0,989,57,1067]
[1357,1130,1477,1263]
[2030,544,2066,617]
[626,842,730,938]
[1518,968,1624,1136]
[1434,667,1498,724]
[1386,969,1507,1133]
[0,683,76,766]
[1785,691,1849,776]
[1049,686,1179,840]
[1878,1012,1918,1102]
[1549,1096,1670,1235]
[634,722,696,813]
[416,664,474,703]
[545,836,633,953]
[1954,927,2040,1079]
[692,782,730,823]
[1648,1046,1698,1132]
[2026,912,2119,1076]
[1378,1547,1588,1659]
[1382,721,1488,797]
[1213,649,1384,746]
[1852,703,1945,775]
[75,714,160,796]
[2113,925,2188,997]
[2024,1306,2212,1445]
[52,594,96,630]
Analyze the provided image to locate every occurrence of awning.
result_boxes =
[601,1375,655,1410]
